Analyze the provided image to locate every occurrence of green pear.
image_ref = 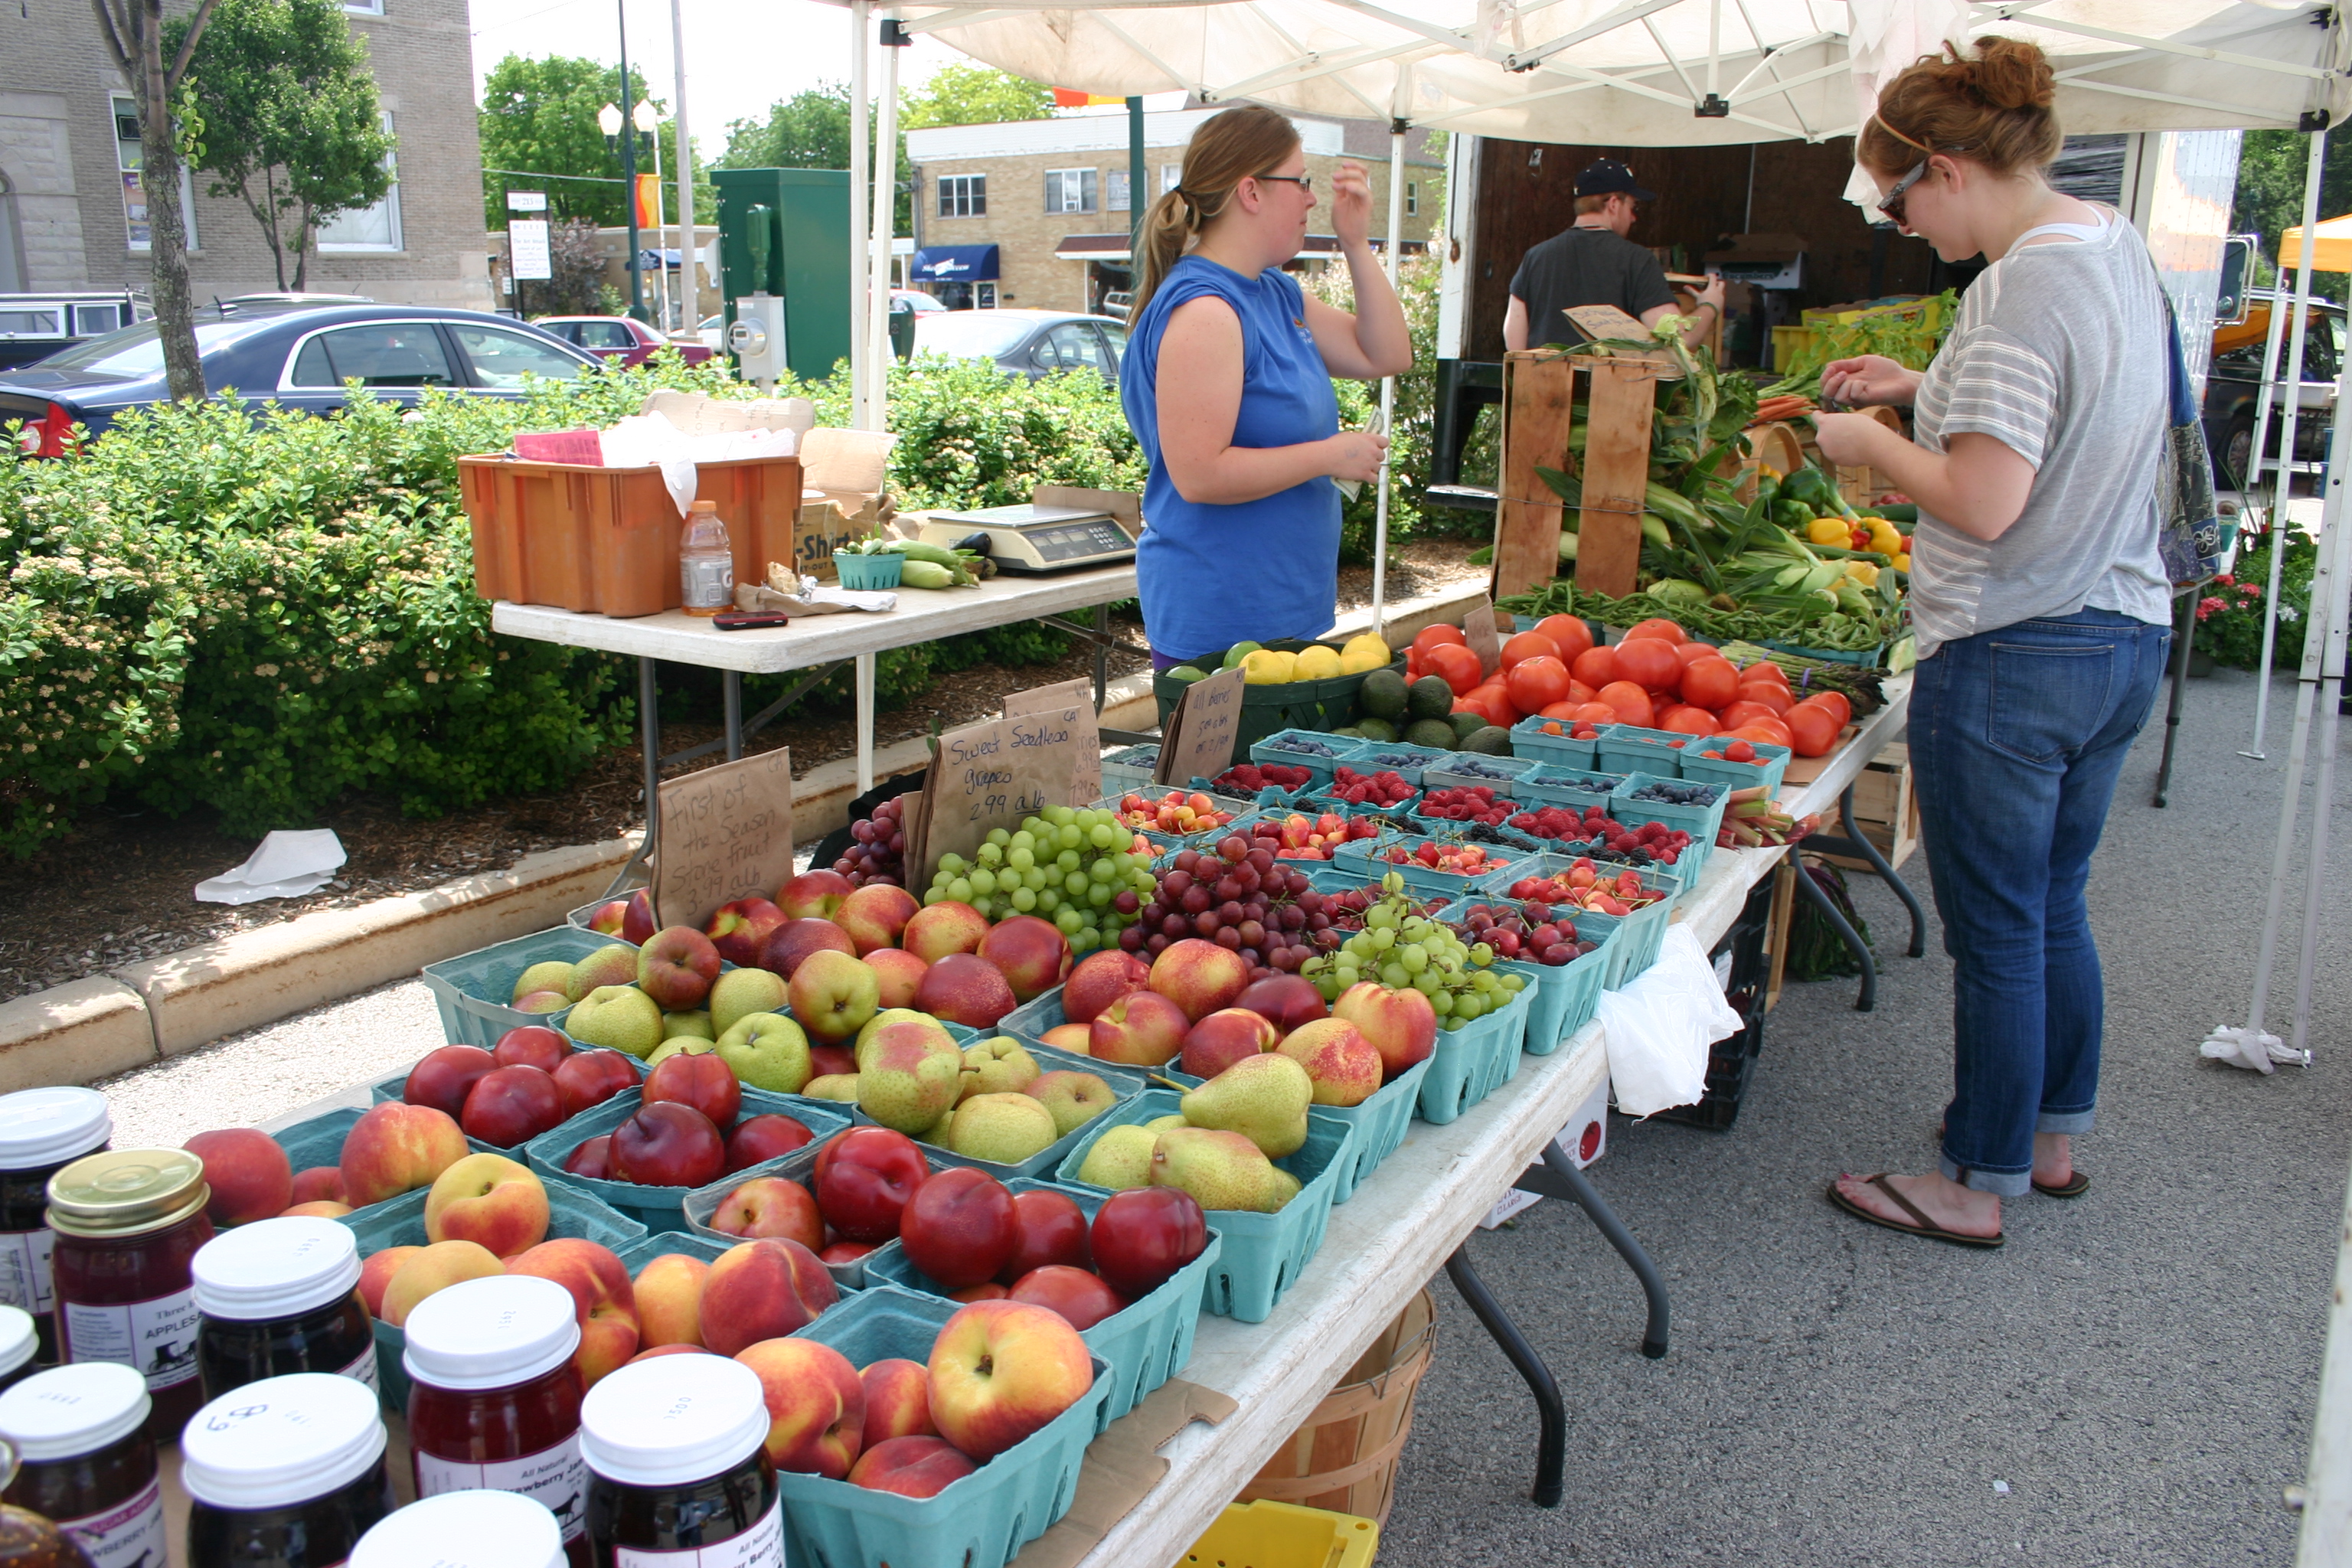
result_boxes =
[710,967,789,1036]
[1151,1127,1279,1212]
[1143,1114,1188,1132]
[662,1009,716,1041]
[947,1094,1059,1165]
[856,1024,962,1134]
[805,1074,860,1102]
[647,1037,718,1067]
[566,944,640,1002]
[1178,1054,1311,1157]
[566,984,664,1058]
[1256,1168,1303,1213]
[1025,1071,1116,1137]
[920,1108,958,1145]
[513,959,577,1004]
[855,1008,952,1065]
[1075,1125,1157,1191]
[959,1037,1040,1102]
[716,1012,812,1094]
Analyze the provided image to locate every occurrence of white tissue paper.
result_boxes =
[1596,925,1746,1116]
[196,829,347,905]
[597,413,801,518]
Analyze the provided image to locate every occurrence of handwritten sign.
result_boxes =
[651,749,794,932]
[1155,666,1246,786]
[1463,599,1503,679]
[916,705,1097,888]
[1004,678,1103,802]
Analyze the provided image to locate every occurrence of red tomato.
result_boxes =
[1798,689,1854,728]
[1566,679,1598,707]
[1784,703,1841,757]
[1728,717,1795,750]
[1610,637,1682,694]
[1717,700,1779,732]
[1500,631,1561,670]
[1539,700,1582,720]
[1413,624,1468,655]
[1472,681,1521,724]
[1625,618,1687,646]
[1571,702,1622,726]
[1673,642,1717,668]
[1680,655,1740,712]
[1570,645,1617,689]
[1596,681,1655,728]
[1535,615,1596,664]
[1404,650,1423,680]
[1736,684,1792,717]
[1426,642,1483,697]
[1659,705,1720,738]
[1736,660,1791,691]
[1506,655,1572,714]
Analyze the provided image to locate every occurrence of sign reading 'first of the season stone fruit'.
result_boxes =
[652,747,794,932]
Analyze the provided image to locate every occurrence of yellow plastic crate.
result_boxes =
[1770,324,1818,371]
[1181,1501,1380,1568]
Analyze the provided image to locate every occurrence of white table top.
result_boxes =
[490,563,1142,675]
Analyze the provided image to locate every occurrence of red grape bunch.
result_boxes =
[1124,835,1337,977]
[834,795,906,887]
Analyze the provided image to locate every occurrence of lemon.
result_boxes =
[1338,632,1391,675]
[1293,645,1343,680]
[1242,648,1298,684]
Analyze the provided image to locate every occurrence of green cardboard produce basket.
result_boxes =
[1609,773,1730,881]
[1493,937,1610,1055]
[1479,852,1676,990]
[1675,738,1792,796]
[1508,716,1599,769]
[1514,763,1627,815]
[779,1285,1112,1568]
[364,1049,648,1157]
[1414,982,1534,1125]
[1339,741,1456,789]
[420,925,629,1045]
[528,1087,853,1233]
[612,1230,735,1272]
[1156,649,1409,754]
[1331,835,1510,906]
[678,1134,946,1292]
[862,1177,1222,1426]
[1054,1090,1353,1323]
[1593,724,1692,779]
[1246,727,1370,791]
[1160,1056,1432,1206]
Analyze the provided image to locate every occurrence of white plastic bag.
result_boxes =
[1596,925,1745,1116]
[195,829,346,905]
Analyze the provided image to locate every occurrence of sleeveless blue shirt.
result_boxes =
[1120,255,1342,662]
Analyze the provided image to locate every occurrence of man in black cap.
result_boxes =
[1504,157,1723,351]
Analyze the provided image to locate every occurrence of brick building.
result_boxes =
[1,0,492,308]
[904,106,1443,315]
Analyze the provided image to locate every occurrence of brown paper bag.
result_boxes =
[914,704,1099,890]
[648,748,794,933]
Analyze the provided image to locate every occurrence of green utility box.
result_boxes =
[712,168,852,383]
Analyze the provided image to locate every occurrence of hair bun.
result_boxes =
[1968,36,2056,111]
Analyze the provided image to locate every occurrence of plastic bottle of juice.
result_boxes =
[679,501,733,616]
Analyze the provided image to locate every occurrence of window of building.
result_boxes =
[1107,168,1129,213]
[1162,164,1181,194]
[936,174,985,218]
[343,0,382,11]
[1406,181,1418,217]
[1044,168,1097,214]
[975,282,998,309]
[0,172,22,292]
[113,96,196,252]
[316,112,400,252]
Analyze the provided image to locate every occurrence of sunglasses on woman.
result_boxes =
[1879,161,1929,227]
[1253,172,1314,194]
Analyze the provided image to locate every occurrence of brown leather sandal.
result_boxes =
[2031,1170,2089,1199]
[1827,1174,2006,1249]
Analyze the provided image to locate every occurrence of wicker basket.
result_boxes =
[1239,1287,1436,1527]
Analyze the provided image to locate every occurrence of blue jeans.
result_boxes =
[1909,608,2171,1197]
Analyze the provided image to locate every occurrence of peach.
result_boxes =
[282,1200,353,1219]
[290,1166,345,1205]
[638,926,723,1011]
[858,1357,936,1449]
[632,1253,709,1348]
[358,1244,423,1316]
[1332,981,1438,1081]
[926,1299,1094,1461]
[949,1282,1008,1302]
[847,1436,974,1498]
[184,1128,293,1227]
[1061,949,1152,1025]
[1148,939,1252,1023]
[704,1177,823,1252]
[338,1101,469,1208]
[1087,989,1190,1067]
[698,1238,837,1357]
[836,884,920,956]
[901,900,989,964]
[1040,1023,1092,1052]
[1273,1018,1383,1107]
[380,1240,505,1328]
[506,1238,640,1388]
[704,897,786,969]
[423,1153,550,1259]
[913,953,1018,1031]
[736,1336,864,1478]
[973,915,1070,1003]
[775,868,854,922]
[861,949,928,1011]
[627,1344,711,1364]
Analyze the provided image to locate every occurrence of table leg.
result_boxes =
[1790,857,1877,1011]
[855,652,877,796]
[1093,603,1110,713]
[2153,590,2195,808]
[1442,1246,1566,1508]
[723,671,743,763]
[1835,786,1924,959]
[1509,1143,1671,1360]
[604,657,663,897]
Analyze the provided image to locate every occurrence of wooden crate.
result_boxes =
[1762,858,1797,1014]
[1491,347,1677,603]
[1815,740,1919,871]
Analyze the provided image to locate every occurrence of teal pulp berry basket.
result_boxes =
[527,1086,853,1233]
[612,1230,735,1272]
[1331,835,1510,906]
[847,1037,1146,1184]
[1677,738,1793,796]
[1492,936,1610,1054]
[779,1285,1113,1568]
[1248,729,1368,790]
[1099,744,1162,796]
[1125,790,1259,854]
[1421,754,1538,797]
[1338,742,1455,789]
[1480,852,1677,990]
[1610,773,1730,880]
[1054,1090,1354,1324]
[1159,1056,1433,1206]
[420,925,630,1045]
[1593,725,1692,779]
[831,550,905,590]
[1508,716,1599,769]
[1414,982,1534,1125]
[1514,763,1628,815]
[861,1176,1223,1426]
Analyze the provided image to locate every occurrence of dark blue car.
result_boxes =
[2,302,602,456]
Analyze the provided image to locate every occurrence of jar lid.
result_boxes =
[193,1217,362,1321]
[0,1306,34,1379]
[402,1276,580,1392]
[0,1089,112,1169]
[580,1354,767,1488]
[46,1149,207,1238]
[0,1363,151,1461]
[350,1489,565,1568]
[179,1373,387,1510]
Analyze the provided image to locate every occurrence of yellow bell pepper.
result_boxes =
[1806,517,1850,547]
[1867,521,1904,556]
[1843,560,1881,588]
[1892,552,1912,573]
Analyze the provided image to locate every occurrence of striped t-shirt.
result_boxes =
[1906,207,2174,658]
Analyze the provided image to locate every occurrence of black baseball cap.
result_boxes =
[1573,158,1656,201]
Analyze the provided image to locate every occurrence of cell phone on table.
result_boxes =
[1336,410,1387,504]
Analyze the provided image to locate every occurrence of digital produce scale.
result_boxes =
[916,503,1136,574]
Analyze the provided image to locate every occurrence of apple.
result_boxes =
[848,1436,974,1498]
[974,916,1071,1003]
[736,1337,864,1478]
[789,949,881,1044]
[901,901,989,964]
[697,1237,837,1356]
[338,1102,469,1207]
[1087,990,1189,1067]
[1040,1024,1092,1052]
[1178,1008,1279,1080]
[358,1244,422,1317]
[587,889,656,943]
[554,1050,641,1118]
[423,1152,549,1258]
[861,949,928,1011]
[1008,1266,1125,1331]
[1062,950,1152,1025]
[638,926,723,1011]
[632,1253,709,1348]
[379,1240,505,1328]
[564,1135,612,1180]
[1332,982,1439,1082]
[775,868,854,922]
[608,1102,726,1188]
[1235,975,1329,1034]
[507,1238,640,1387]
[725,1115,815,1173]
[459,1065,566,1148]
[810,1044,858,1079]
[1024,1072,1116,1137]
[926,1300,1094,1462]
[949,1283,1007,1302]
[492,1026,570,1075]
[760,918,857,979]
[704,897,786,968]
[1148,939,1253,1023]
[403,1045,498,1121]
[1272,1017,1382,1106]
[858,1358,936,1449]
[705,1176,823,1251]
[908,956,1013,1031]
[183,1129,292,1227]
[1089,1187,1208,1300]
[898,1167,1017,1290]
[836,884,921,956]
[643,1051,743,1129]
[810,1128,928,1243]
[999,1188,1090,1283]
[290,1167,345,1206]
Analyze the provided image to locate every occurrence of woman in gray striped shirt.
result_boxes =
[1817,38,2174,1250]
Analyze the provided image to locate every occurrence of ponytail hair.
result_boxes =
[1129,104,1302,320]
[1858,36,2060,180]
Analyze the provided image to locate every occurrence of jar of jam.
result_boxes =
[0,1309,38,1397]
[192,1217,375,1403]
[580,1354,779,1567]
[181,1372,394,1568]
[403,1276,587,1566]
[44,1150,211,1443]
[0,1091,113,1370]
[0,1438,96,1568]
[350,1488,565,1568]
[0,1363,164,1568]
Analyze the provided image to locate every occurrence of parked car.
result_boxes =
[0,290,152,371]
[893,289,948,315]
[1100,290,1134,322]
[534,314,715,367]
[2,301,600,456]
[909,309,1127,387]
[2205,290,2344,486]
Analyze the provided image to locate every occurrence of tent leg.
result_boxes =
[869,14,901,428]
[2248,128,2328,756]
[848,0,871,430]
[2285,411,2352,1060]
[1370,117,1406,646]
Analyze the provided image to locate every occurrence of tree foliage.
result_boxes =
[900,64,1055,131]
[476,54,710,230]
[718,81,912,231]
[2232,129,2352,301]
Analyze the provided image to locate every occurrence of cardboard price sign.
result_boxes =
[916,704,1099,887]
[651,749,794,932]
[1462,599,1503,680]
[1154,666,1246,786]
[1005,678,1102,802]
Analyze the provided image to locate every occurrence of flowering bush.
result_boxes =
[2194,529,2318,669]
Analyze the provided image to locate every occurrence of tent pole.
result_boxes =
[870,12,902,429]
[669,0,694,341]
[2248,127,2327,755]
[849,0,871,430]
[1372,116,1406,647]
[2285,410,2351,1061]
[2236,241,2293,753]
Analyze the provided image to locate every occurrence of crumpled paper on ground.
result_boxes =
[195,829,346,905]
[596,413,799,518]
[1596,924,1746,1116]
[2200,1023,2310,1073]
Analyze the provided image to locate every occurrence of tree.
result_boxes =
[541,217,609,315]
[476,54,710,230]
[718,82,911,230]
[90,0,221,402]
[2232,129,2352,299]
[900,64,1054,131]
[171,0,391,292]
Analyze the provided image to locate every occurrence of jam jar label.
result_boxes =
[338,1344,381,1395]
[61,1287,202,1390]
[417,1435,590,1542]
[60,1472,168,1568]
[612,1495,784,1566]
[0,1227,56,1314]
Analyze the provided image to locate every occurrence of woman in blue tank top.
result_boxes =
[1119,105,1412,665]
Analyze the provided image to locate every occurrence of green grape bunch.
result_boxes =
[1298,874,1527,1031]
[922,804,1157,956]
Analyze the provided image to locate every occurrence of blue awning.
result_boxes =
[912,244,999,282]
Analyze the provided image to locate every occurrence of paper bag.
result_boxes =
[1154,667,1245,786]
[651,749,795,931]
[1005,678,1103,801]
[915,704,1099,890]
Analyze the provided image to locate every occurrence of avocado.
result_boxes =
[1354,716,1400,744]
[1165,665,1207,684]
[1220,642,1262,671]
[1328,727,1364,740]
[1406,677,1455,721]
[1358,668,1409,722]
[1447,710,1488,743]
[1405,719,1459,750]
[1463,726,1514,756]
